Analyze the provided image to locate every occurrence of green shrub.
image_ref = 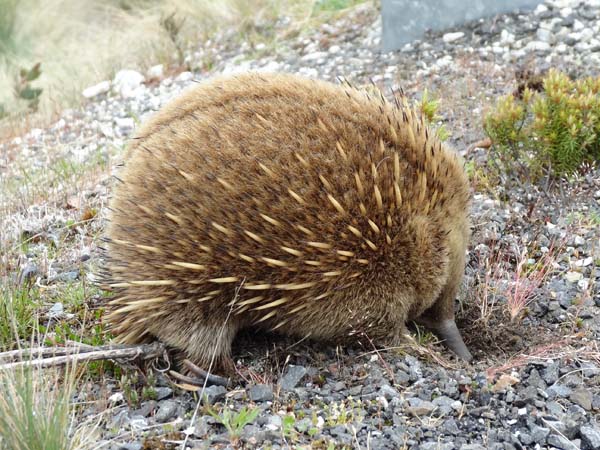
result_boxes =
[484,69,600,179]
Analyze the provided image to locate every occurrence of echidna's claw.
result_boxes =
[168,360,231,390]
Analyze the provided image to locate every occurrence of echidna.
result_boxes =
[103,72,472,379]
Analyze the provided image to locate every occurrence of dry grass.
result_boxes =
[468,239,564,326]
[0,0,370,134]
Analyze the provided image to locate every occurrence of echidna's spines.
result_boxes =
[104,72,471,369]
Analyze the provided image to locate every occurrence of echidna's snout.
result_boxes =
[434,319,473,362]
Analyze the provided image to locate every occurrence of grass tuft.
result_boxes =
[0,365,92,450]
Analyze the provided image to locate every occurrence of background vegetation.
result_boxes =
[0,0,367,126]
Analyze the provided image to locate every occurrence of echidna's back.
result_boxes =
[105,72,469,346]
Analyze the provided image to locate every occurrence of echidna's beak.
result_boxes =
[435,319,473,362]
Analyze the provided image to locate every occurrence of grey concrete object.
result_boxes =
[381,0,543,52]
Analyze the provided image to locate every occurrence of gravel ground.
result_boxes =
[1,0,600,449]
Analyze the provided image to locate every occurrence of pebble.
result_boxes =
[249,384,274,402]
[547,433,579,449]
[443,31,465,43]
[147,64,164,78]
[112,69,145,98]
[203,385,226,405]
[566,271,584,282]
[82,80,110,98]
[155,400,178,422]
[280,365,307,391]
[570,388,593,410]
[581,426,600,450]
[406,398,436,416]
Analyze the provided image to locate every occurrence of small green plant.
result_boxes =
[0,285,38,349]
[282,414,297,440]
[418,88,450,141]
[14,63,43,112]
[120,372,140,408]
[312,0,364,13]
[206,404,260,443]
[484,69,600,179]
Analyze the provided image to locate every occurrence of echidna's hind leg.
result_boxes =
[169,360,232,387]
[166,320,238,388]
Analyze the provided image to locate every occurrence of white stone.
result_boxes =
[443,31,465,43]
[147,64,164,78]
[573,19,585,32]
[82,80,110,98]
[565,271,583,283]
[578,278,590,290]
[115,117,135,131]
[525,41,551,52]
[301,51,328,62]
[328,44,341,53]
[575,257,594,267]
[534,4,548,14]
[99,122,114,138]
[556,43,568,53]
[572,28,595,43]
[112,69,145,98]
[109,392,124,403]
[501,29,515,44]
[537,28,555,43]
[436,55,454,68]
[560,6,573,16]
[175,71,193,82]
[256,61,281,72]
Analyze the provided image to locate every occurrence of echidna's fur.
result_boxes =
[103,72,472,374]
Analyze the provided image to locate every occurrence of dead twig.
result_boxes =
[0,342,166,371]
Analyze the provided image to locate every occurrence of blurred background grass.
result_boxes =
[0,0,368,127]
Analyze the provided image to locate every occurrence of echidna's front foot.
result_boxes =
[169,359,232,389]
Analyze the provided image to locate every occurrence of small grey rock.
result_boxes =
[432,395,455,415]
[155,400,178,422]
[547,433,579,449]
[529,424,550,443]
[406,398,435,416]
[154,387,173,401]
[460,445,487,450]
[193,415,213,437]
[547,384,572,399]
[570,388,593,410]
[133,400,156,418]
[379,384,401,400]
[48,302,64,320]
[420,443,454,450]
[581,425,600,450]
[395,370,411,384]
[203,385,227,405]
[542,362,559,384]
[515,385,539,405]
[55,270,79,282]
[280,365,307,391]
[117,443,142,450]
[249,384,273,402]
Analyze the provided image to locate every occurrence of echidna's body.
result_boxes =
[104,72,472,373]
